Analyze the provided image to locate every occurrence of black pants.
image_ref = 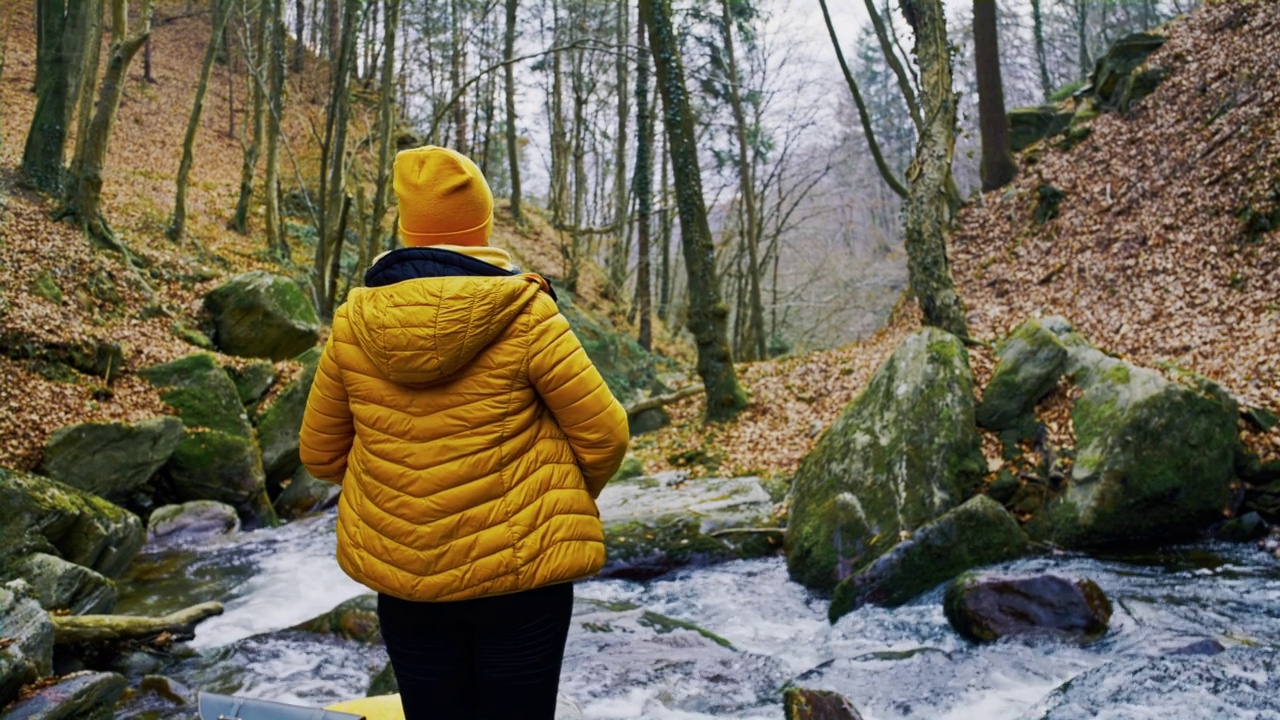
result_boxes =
[376,582,574,720]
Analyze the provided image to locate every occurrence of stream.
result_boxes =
[113,509,1280,720]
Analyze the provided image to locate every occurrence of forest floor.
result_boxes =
[0,0,1276,481]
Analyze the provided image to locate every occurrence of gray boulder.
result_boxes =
[943,573,1112,644]
[148,500,241,541]
[977,317,1078,440]
[0,670,127,720]
[0,467,144,579]
[828,496,1029,622]
[787,328,985,591]
[783,686,865,720]
[255,347,321,490]
[11,553,116,614]
[597,473,782,579]
[39,417,184,503]
[228,361,277,407]
[1046,347,1237,548]
[0,581,55,708]
[203,271,321,361]
[138,355,269,514]
[290,593,381,643]
[1088,32,1167,111]
[1007,105,1074,152]
[274,467,341,520]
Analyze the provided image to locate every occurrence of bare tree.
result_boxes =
[974,0,1015,191]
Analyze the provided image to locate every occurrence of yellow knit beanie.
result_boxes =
[394,145,493,247]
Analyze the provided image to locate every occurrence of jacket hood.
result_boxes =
[343,273,549,385]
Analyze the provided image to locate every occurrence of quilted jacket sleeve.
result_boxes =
[299,332,354,483]
[528,295,630,498]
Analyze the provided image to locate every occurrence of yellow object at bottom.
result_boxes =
[325,694,405,720]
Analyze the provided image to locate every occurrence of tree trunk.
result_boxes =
[901,0,967,338]
[862,0,921,133]
[169,0,233,242]
[263,0,287,259]
[23,0,86,193]
[640,0,746,423]
[449,0,468,153]
[370,0,401,253]
[503,0,522,224]
[633,13,652,351]
[1075,0,1090,80]
[606,0,630,302]
[566,53,586,294]
[974,0,1015,192]
[548,0,568,227]
[61,0,154,250]
[232,0,271,235]
[292,0,305,72]
[657,126,671,324]
[1031,0,1051,100]
[67,0,104,184]
[719,0,764,362]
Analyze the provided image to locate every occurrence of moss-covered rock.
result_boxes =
[0,580,55,708]
[0,670,127,720]
[786,328,985,592]
[40,417,184,504]
[828,496,1029,621]
[163,430,268,508]
[1089,32,1167,110]
[11,552,117,614]
[203,271,321,361]
[255,347,321,491]
[943,572,1111,644]
[1046,348,1238,548]
[977,317,1077,440]
[0,328,125,380]
[229,361,277,406]
[0,467,144,579]
[290,593,381,643]
[598,473,781,579]
[138,353,253,438]
[1008,105,1074,152]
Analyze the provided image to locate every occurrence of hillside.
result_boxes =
[0,0,1277,482]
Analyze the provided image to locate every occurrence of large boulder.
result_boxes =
[943,573,1112,644]
[255,347,321,491]
[977,317,1078,440]
[0,581,55,708]
[0,670,127,720]
[203,271,321,361]
[786,328,985,591]
[828,496,1029,622]
[0,467,144,579]
[1007,105,1074,152]
[39,417,184,504]
[1088,32,1167,111]
[138,355,268,513]
[148,500,241,541]
[11,553,116,614]
[597,473,782,579]
[1046,347,1237,548]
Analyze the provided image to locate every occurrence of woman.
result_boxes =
[300,145,630,719]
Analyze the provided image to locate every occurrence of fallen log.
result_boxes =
[52,601,224,645]
[625,385,705,418]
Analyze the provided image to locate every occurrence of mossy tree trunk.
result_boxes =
[168,0,233,242]
[632,14,652,351]
[974,0,1015,192]
[901,0,968,338]
[61,0,154,251]
[502,0,522,225]
[1031,0,1052,101]
[22,0,91,193]
[605,0,630,303]
[370,0,401,252]
[262,0,286,259]
[640,0,747,423]
[232,0,271,235]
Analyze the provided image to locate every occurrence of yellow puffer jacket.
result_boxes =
[299,256,629,602]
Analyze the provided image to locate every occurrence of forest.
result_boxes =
[1,0,1279,718]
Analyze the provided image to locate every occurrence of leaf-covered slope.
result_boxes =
[951,0,1280,459]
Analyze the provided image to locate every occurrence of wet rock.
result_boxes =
[0,670,127,720]
[943,573,1111,644]
[274,467,341,520]
[138,674,195,705]
[1214,511,1269,542]
[367,663,398,696]
[291,593,381,644]
[39,417,184,504]
[828,496,1029,622]
[783,686,865,720]
[787,328,985,591]
[11,553,116,614]
[0,467,144,578]
[1046,344,1237,548]
[0,581,55,708]
[597,473,782,579]
[148,500,241,541]
[203,271,321,361]
[255,347,321,491]
[1029,647,1280,720]
[1166,638,1225,656]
